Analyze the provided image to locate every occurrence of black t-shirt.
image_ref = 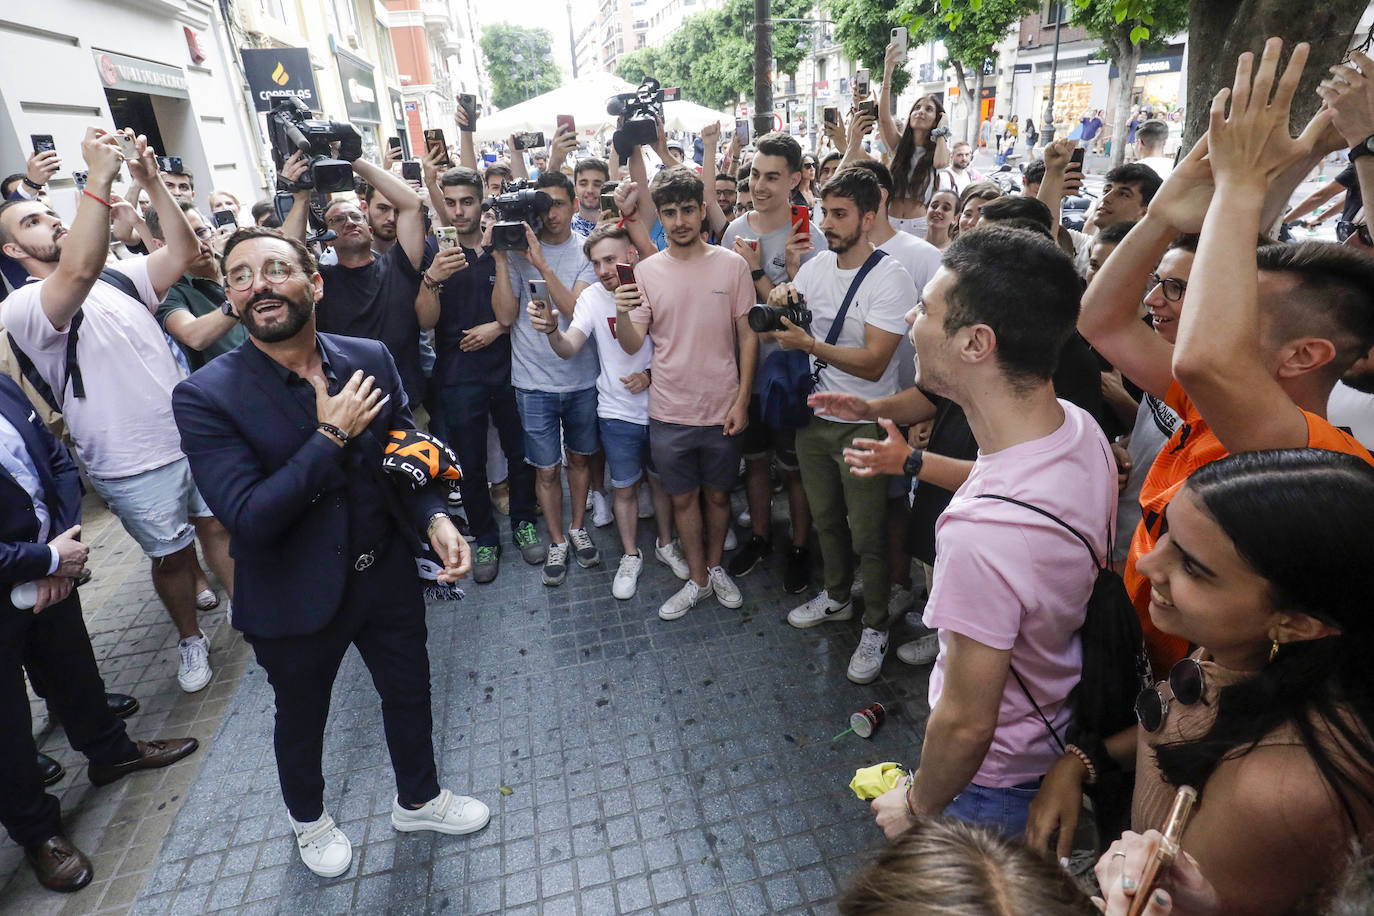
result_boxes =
[318,244,424,408]
[1335,164,1365,223]
[425,237,511,388]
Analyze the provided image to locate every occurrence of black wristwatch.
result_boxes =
[1351,133,1374,162]
[21,177,43,191]
[751,268,766,281]
[902,448,925,478]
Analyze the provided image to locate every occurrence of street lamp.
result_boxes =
[1042,1,1064,145]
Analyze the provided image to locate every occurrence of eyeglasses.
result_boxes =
[225,258,299,291]
[325,210,367,227]
[193,226,215,240]
[1146,273,1188,302]
[1134,657,1205,733]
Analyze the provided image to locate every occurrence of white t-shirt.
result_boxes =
[793,251,915,421]
[1137,156,1175,181]
[568,282,651,425]
[1328,382,1374,450]
[876,231,941,391]
[1,258,184,479]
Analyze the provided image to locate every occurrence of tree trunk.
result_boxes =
[1183,0,1368,151]
[952,59,975,143]
[1109,33,1138,169]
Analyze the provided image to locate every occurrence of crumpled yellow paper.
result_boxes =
[850,761,907,800]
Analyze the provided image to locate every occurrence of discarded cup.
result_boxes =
[850,702,886,739]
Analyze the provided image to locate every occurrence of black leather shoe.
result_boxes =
[25,834,92,892]
[106,693,139,719]
[87,738,199,787]
[37,752,64,787]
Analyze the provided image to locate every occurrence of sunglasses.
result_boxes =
[1146,272,1188,302]
[1135,657,1206,733]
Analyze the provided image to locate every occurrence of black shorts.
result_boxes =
[649,420,743,495]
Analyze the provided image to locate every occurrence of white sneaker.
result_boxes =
[636,486,654,519]
[290,811,353,878]
[590,490,613,527]
[654,539,690,581]
[786,593,853,629]
[177,632,212,692]
[737,509,751,527]
[612,553,644,600]
[896,632,940,666]
[847,627,890,684]
[391,789,490,835]
[659,578,713,621]
[723,527,738,552]
[888,584,917,618]
[707,566,742,608]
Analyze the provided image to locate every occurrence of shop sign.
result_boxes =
[1111,45,1184,78]
[335,49,381,124]
[92,49,189,99]
[241,47,319,112]
[1014,63,1033,74]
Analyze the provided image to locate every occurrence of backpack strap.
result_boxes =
[51,267,142,401]
[812,248,888,382]
[7,332,60,415]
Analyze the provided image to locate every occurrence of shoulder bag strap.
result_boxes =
[1010,665,1067,753]
[813,248,888,379]
[973,492,1102,570]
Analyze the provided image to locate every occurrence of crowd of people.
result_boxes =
[0,29,1372,913]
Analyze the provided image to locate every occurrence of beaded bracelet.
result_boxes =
[904,773,918,817]
[1064,743,1098,785]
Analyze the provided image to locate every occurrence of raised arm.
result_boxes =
[841,109,877,168]
[625,142,658,231]
[455,107,478,170]
[352,157,425,269]
[493,249,519,327]
[507,138,529,181]
[129,139,198,300]
[878,44,903,152]
[421,145,450,228]
[614,180,657,254]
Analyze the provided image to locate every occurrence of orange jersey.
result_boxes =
[1123,381,1374,676]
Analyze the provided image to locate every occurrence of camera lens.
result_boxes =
[747,305,781,334]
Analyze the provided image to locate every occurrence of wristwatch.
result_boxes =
[425,511,450,536]
[751,268,766,281]
[1351,133,1374,162]
[902,448,925,478]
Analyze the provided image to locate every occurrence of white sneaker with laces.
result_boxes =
[177,632,212,693]
[612,553,643,600]
[786,593,853,629]
[659,578,713,620]
[654,539,690,580]
[707,566,742,608]
[391,789,491,835]
[290,811,353,878]
[888,584,917,617]
[847,627,890,684]
[590,490,614,527]
[723,527,738,552]
[896,632,940,666]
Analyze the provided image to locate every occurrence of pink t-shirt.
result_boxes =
[629,245,754,427]
[924,401,1117,787]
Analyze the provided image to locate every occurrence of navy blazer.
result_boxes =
[172,332,446,639]
[0,374,81,587]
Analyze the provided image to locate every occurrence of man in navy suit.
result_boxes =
[0,374,198,893]
[173,227,488,879]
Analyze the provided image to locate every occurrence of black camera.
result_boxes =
[481,180,553,251]
[266,97,360,194]
[606,78,681,150]
[748,291,812,333]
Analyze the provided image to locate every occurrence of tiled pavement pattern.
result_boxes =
[3,491,937,914]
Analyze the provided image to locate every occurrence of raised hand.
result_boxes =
[1145,133,1214,233]
[1317,49,1374,146]
[80,128,124,186]
[26,148,61,189]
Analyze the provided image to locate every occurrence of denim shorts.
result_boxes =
[88,458,212,559]
[943,778,1044,839]
[514,386,600,469]
[598,418,655,489]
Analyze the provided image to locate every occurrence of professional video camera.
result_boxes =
[266,97,360,194]
[748,289,812,333]
[606,78,681,150]
[481,179,553,251]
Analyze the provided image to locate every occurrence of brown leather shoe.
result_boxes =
[87,738,199,787]
[25,834,93,892]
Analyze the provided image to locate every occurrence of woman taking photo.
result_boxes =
[879,42,951,238]
[924,189,959,251]
[1027,449,1374,915]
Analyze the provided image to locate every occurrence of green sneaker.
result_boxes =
[514,521,546,565]
[472,545,500,584]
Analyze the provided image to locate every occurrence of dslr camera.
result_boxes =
[481,179,553,251]
[606,77,680,150]
[748,289,812,333]
[266,97,360,194]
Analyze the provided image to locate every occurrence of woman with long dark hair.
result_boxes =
[878,42,951,238]
[1029,449,1374,915]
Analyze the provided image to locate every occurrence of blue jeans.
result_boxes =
[943,778,1043,838]
[442,382,537,547]
[514,386,600,469]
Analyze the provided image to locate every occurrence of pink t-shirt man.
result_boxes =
[924,400,1117,787]
[628,245,754,426]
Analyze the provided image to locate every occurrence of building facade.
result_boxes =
[385,0,488,155]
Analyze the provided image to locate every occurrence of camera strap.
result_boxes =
[810,248,887,385]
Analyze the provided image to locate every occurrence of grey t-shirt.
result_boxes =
[1113,393,1181,563]
[506,234,598,392]
[720,212,828,393]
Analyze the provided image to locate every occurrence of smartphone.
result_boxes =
[855,68,871,99]
[890,28,909,64]
[212,209,237,229]
[72,170,89,191]
[388,136,402,152]
[735,118,750,145]
[858,100,878,120]
[556,114,575,137]
[529,279,548,302]
[601,189,620,217]
[401,160,422,182]
[31,134,55,155]
[513,131,545,151]
[424,129,451,167]
[823,107,839,128]
[615,263,635,286]
[791,204,809,237]
[156,155,183,174]
[435,225,459,250]
[1127,786,1198,916]
[457,93,477,130]
[1069,146,1086,169]
[114,132,137,160]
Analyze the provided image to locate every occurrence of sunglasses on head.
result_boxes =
[1135,657,1206,733]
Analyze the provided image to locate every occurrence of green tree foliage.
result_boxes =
[823,0,911,95]
[615,0,813,110]
[480,23,563,109]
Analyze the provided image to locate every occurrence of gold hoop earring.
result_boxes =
[1268,639,1280,664]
